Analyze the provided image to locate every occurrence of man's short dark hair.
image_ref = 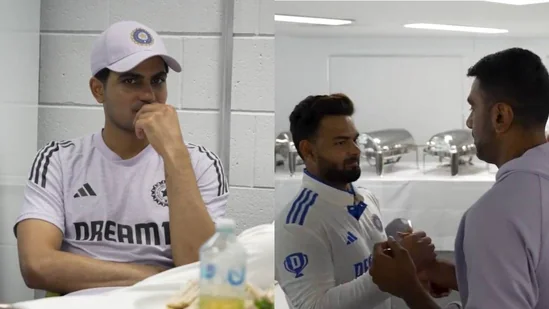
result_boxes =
[94,68,112,84]
[93,62,170,85]
[467,47,549,127]
[289,93,355,158]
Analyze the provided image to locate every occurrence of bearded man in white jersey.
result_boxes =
[275,93,438,309]
[13,21,228,295]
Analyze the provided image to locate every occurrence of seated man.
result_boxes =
[274,93,437,309]
[14,21,228,295]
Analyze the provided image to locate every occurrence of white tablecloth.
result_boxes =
[11,223,288,309]
[276,162,496,251]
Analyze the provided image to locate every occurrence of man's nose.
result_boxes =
[139,84,155,103]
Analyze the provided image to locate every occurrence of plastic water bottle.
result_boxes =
[199,218,248,309]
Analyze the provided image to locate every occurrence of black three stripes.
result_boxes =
[29,141,74,188]
[74,183,97,198]
[187,143,228,196]
[29,141,226,196]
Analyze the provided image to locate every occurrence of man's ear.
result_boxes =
[491,102,514,134]
[299,139,314,162]
[89,77,105,104]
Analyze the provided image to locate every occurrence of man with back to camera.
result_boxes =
[13,20,229,295]
[274,93,439,309]
[368,47,549,309]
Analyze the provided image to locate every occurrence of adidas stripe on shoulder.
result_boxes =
[29,140,74,189]
[285,188,318,226]
[187,142,228,197]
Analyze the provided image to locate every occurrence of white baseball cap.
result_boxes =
[90,20,181,76]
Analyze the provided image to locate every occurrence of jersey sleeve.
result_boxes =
[191,145,228,221]
[14,141,67,237]
[275,223,390,309]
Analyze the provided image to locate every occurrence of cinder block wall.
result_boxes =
[1,0,275,303]
[0,0,41,304]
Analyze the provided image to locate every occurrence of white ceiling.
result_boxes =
[274,1,549,37]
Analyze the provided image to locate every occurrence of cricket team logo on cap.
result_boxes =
[131,28,154,46]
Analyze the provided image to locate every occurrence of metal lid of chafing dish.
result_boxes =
[361,129,415,148]
[276,131,292,144]
[424,129,476,156]
[275,131,297,153]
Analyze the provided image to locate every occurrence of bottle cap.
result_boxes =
[216,218,236,231]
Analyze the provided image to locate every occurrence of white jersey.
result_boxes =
[275,170,391,309]
[14,131,228,268]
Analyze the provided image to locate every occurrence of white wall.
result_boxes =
[0,0,274,303]
[276,35,549,145]
[0,0,41,303]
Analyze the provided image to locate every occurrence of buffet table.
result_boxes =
[276,162,497,251]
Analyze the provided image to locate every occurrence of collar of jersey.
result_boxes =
[93,130,154,166]
[302,169,360,206]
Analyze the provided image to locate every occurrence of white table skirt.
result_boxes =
[276,162,496,251]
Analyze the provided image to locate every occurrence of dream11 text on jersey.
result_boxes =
[73,220,171,246]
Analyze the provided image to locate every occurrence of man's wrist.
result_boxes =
[426,259,458,291]
[402,279,438,309]
[161,144,191,167]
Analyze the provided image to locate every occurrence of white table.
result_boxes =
[11,224,279,309]
[276,162,497,251]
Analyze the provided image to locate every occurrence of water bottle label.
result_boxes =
[227,267,246,286]
[201,263,216,280]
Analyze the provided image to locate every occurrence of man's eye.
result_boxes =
[152,78,166,84]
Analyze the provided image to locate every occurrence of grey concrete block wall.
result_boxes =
[0,0,274,303]
[0,0,41,304]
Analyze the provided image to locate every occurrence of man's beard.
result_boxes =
[474,127,497,164]
[105,106,135,134]
[318,155,361,186]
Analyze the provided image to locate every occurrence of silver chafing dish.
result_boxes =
[358,129,418,176]
[275,131,303,175]
[423,129,476,176]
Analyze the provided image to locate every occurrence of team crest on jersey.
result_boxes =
[372,214,384,232]
[151,180,168,207]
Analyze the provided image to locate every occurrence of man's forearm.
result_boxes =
[426,259,459,291]
[24,250,166,294]
[282,271,391,309]
[163,147,216,266]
